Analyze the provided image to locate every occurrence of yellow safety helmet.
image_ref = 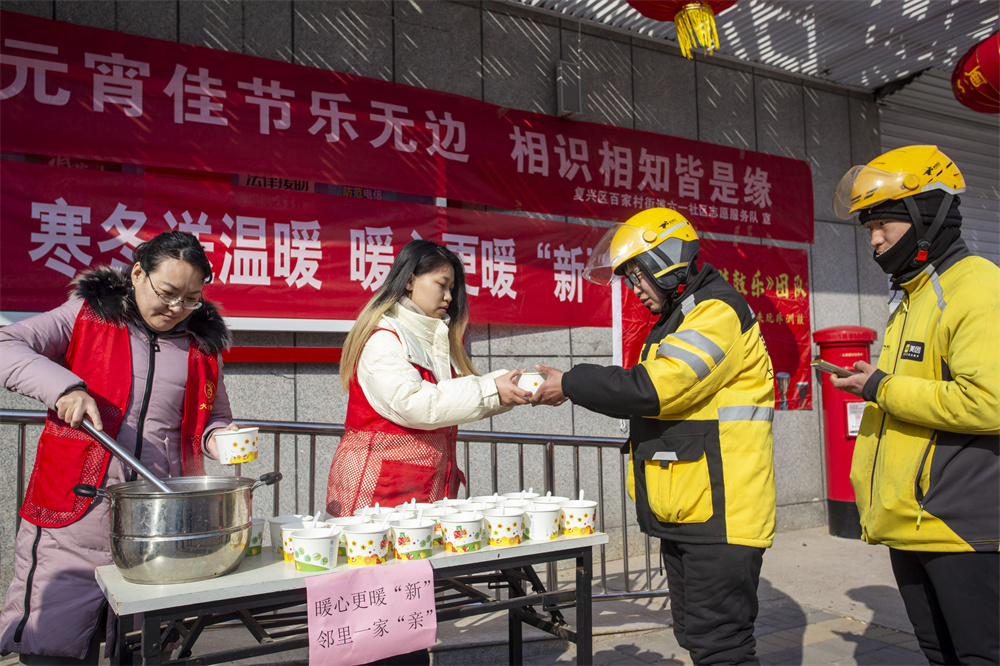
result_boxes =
[832,145,965,220]
[583,208,699,292]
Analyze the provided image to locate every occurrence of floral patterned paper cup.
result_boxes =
[439,512,484,553]
[267,514,311,556]
[291,528,341,572]
[523,506,561,541]
[327,516,371,557]
[484,508,525,547]
[423,507,460,545]
[390,519,436,560]
[281,521,330,562]
[342,524,392,566]
[560,500,598,536]
[245,518,266,556]
[215,427,259,465]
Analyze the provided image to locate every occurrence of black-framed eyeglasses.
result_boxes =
[624,269,644,289]
[146,275,203,310]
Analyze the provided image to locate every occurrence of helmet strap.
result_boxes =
[924,193,955,249]
[902,197,930,266]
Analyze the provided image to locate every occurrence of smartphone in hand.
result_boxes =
[810,359,856,378]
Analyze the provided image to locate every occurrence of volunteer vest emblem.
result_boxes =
[900,341,924,362]
[201,380,216,410]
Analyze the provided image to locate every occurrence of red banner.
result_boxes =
[617,240,812,409]
[0,160,613,327]
[1,10,813,243]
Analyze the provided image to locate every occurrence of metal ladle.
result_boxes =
[80,419,175,493]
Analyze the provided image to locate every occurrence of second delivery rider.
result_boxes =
[530,207,777,664]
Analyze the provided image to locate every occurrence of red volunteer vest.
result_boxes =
[345,329,455,436]
[19,303,219,528]
[338,328,463,509]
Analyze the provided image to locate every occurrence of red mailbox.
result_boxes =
[813,326,878,539]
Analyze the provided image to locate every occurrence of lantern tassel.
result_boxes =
[674,2,721,59]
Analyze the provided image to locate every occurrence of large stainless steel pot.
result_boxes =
[74,472,281,585]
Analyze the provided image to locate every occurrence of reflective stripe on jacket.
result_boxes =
[564,264,776,547]
[850,247,1000,552]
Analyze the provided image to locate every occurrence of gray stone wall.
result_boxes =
[0,0,885,590]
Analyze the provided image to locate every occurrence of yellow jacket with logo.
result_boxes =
[563,265,776,547]
[850,244,1000,552]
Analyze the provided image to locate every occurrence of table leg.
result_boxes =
[508,605,523,665]
[576,548,593,665]
[141,613,163,665]
[114,614,134,666]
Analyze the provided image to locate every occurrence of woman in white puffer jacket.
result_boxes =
[326,240,531,517]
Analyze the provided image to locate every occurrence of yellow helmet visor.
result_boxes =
[583,224,625,286]
[832,165,922,220]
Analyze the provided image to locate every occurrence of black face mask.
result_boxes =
[874,225,962,287]
[873,226,919,278]
[653,268,703,317]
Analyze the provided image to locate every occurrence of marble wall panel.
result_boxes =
[54,0,113,29]
[118,0,176,41]
[487,324,570,357]
[811,220,861,332]
[178,0,243,53]
[805,87,852,224]
[570,326,612,357]
[632,43,697,140]
[244,0,292,62]
[1,1,51,18]
[696,60,756,150]
[772,409,824,507]
[756,76,805,160]
[849,94,881,166]
[293,0,392,80]
[481,7,560,114]
[394,0,482,99]
[562,27,632,128]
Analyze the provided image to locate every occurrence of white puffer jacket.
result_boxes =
[356,300,510,429]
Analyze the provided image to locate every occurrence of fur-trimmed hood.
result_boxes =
[71,267,231,355]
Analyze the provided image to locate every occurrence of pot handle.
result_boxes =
[73,484,111,500]
[250,471,283,495]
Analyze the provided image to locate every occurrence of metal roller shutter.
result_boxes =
[878,68,1000,266]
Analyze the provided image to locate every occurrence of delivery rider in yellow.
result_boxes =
[531,208,776,665]
[830,145,999,665]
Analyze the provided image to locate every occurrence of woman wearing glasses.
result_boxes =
[0,231,235,664]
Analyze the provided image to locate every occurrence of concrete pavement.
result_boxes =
[433,526,924,665]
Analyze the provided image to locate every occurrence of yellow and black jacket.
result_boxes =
[563,264,776,547]
[851,243,1000,553]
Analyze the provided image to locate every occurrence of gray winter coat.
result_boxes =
[0,268,232,659]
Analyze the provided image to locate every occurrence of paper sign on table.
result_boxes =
[305,560,436,666]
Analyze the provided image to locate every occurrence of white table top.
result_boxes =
[96,532,609,617]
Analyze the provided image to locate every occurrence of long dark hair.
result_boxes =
[132,231,214,283]
[340,240,477,391]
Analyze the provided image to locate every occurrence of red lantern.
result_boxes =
[626,1,739,59]
[951,31,999,114]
